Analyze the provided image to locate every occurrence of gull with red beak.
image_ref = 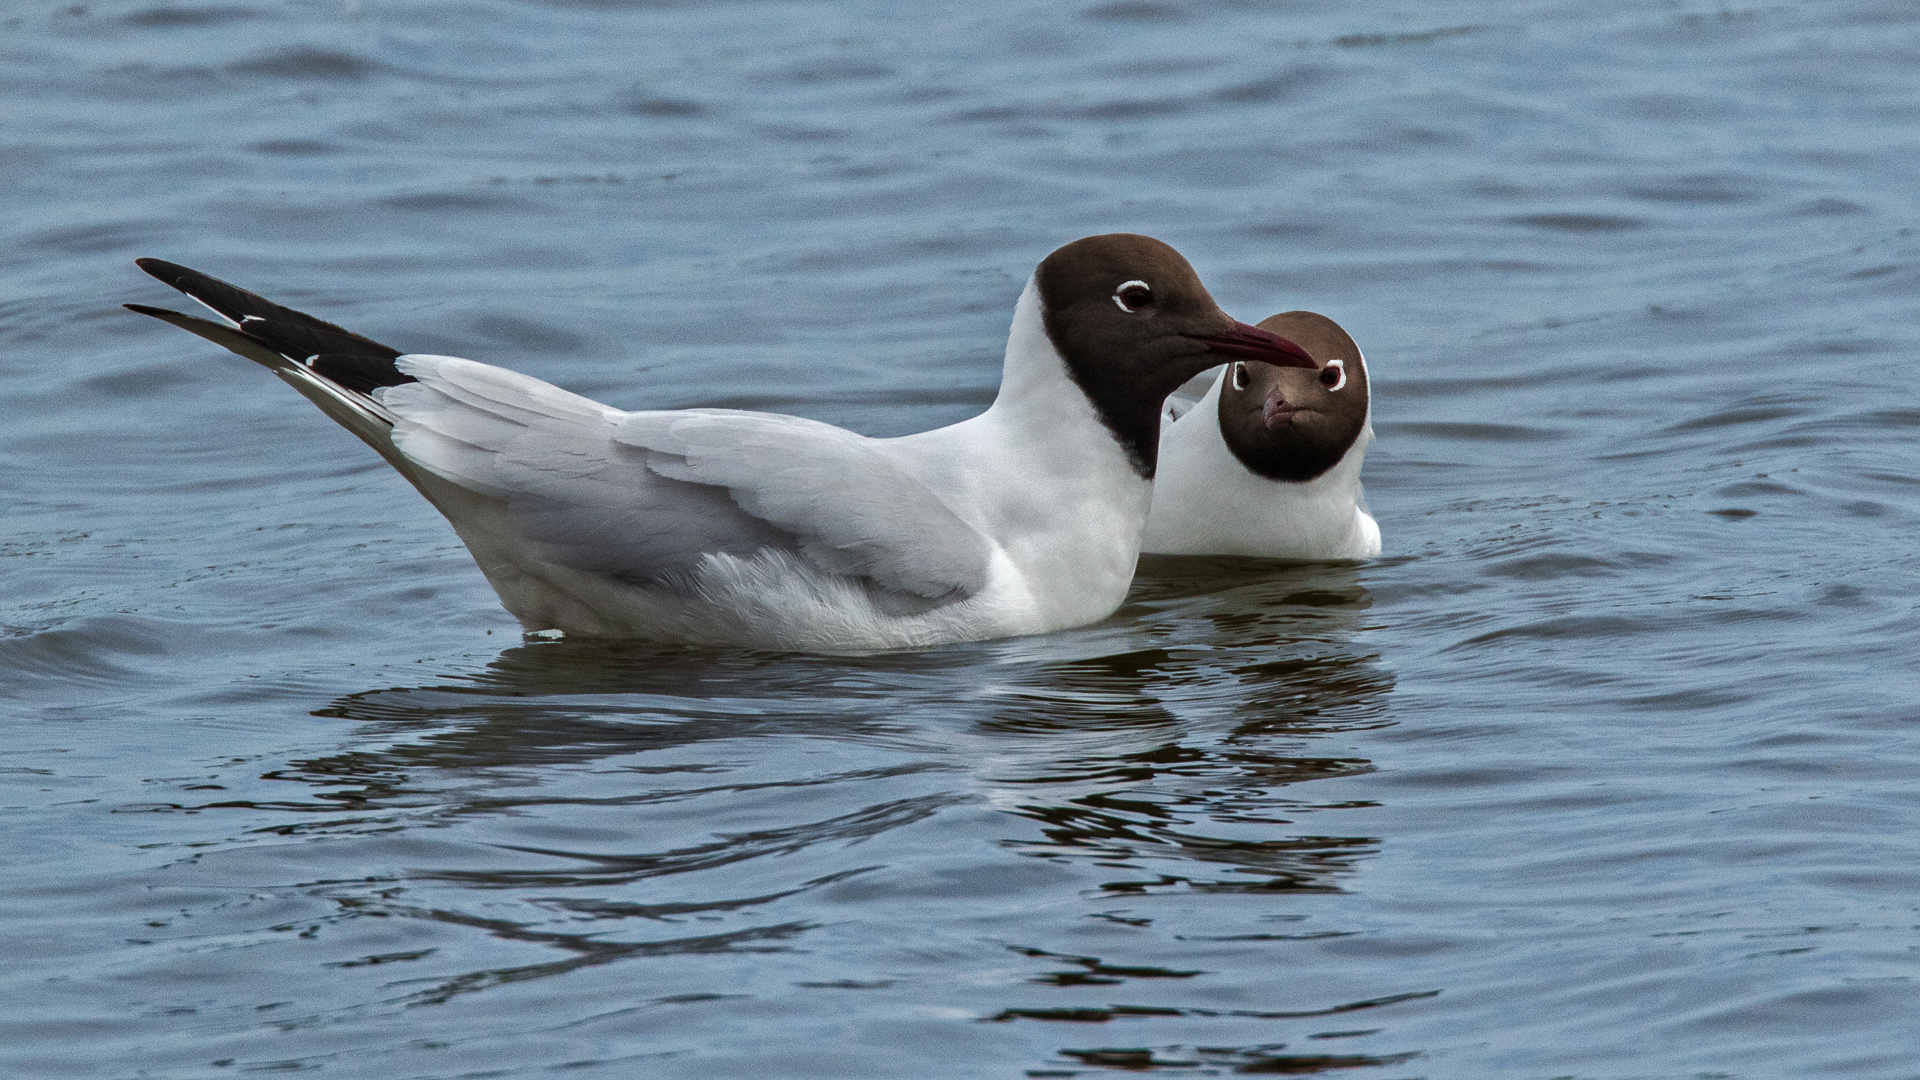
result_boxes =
[125,233,1314,650]
[1143,310,1380,559]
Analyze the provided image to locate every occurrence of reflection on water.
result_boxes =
[157,560,1403,1071]
[1053,1045,1421,1073]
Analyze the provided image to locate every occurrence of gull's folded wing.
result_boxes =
[385,357,994,602]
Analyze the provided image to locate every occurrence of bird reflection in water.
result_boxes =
[231,558,1395,1055]
[977,556,1391,896]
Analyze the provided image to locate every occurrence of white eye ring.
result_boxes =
[1231,362,1250,390]
[1112,280,1152,312]
[1319,359,1348,392]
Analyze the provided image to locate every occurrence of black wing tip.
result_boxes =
[133,257,238,313]
[134,257,194,284]
[311,353,419,394]
[124,302,179,317]
[134,258,240,305]
[129,256,407,361]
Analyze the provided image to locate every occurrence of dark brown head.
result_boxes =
[1216,310,1370,483]
[1035,234,1314,477]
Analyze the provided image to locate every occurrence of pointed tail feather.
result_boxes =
[132,259,413,390]
[133,258,398,353]
[126,258,430,471]
[128,264,526,596]
[123,301,422,476]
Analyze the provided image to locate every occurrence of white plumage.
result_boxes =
[374,282,1147,649]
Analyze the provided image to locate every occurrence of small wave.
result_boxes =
[226,46,380,81]
[123,5,255,27]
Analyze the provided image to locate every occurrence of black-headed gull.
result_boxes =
[127,234,1316,650]
[1142,310,1379,559]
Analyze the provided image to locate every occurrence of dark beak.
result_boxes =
[1195,321,1317,368]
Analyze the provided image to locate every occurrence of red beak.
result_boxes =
[1196,321,1317,368]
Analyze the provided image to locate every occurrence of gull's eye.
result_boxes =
[1112,280,1153,313]
[1319,359,1348,391]
[1231,362,1250,391]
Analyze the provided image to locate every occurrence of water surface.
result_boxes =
[4,1,1919,1076]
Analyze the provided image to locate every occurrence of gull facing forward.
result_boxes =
[1145,310,1380,560]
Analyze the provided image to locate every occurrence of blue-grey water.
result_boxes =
[5,1,1919,1077]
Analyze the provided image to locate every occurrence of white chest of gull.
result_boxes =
[127,234,1314,651]
[1143,310,1381,560]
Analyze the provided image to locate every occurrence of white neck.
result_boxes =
[888,279,1154,627]
[984,280,1092,426]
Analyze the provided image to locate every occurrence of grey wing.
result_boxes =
[381,356,992,601]
[379,355,792,581]
[617,410,994,601]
